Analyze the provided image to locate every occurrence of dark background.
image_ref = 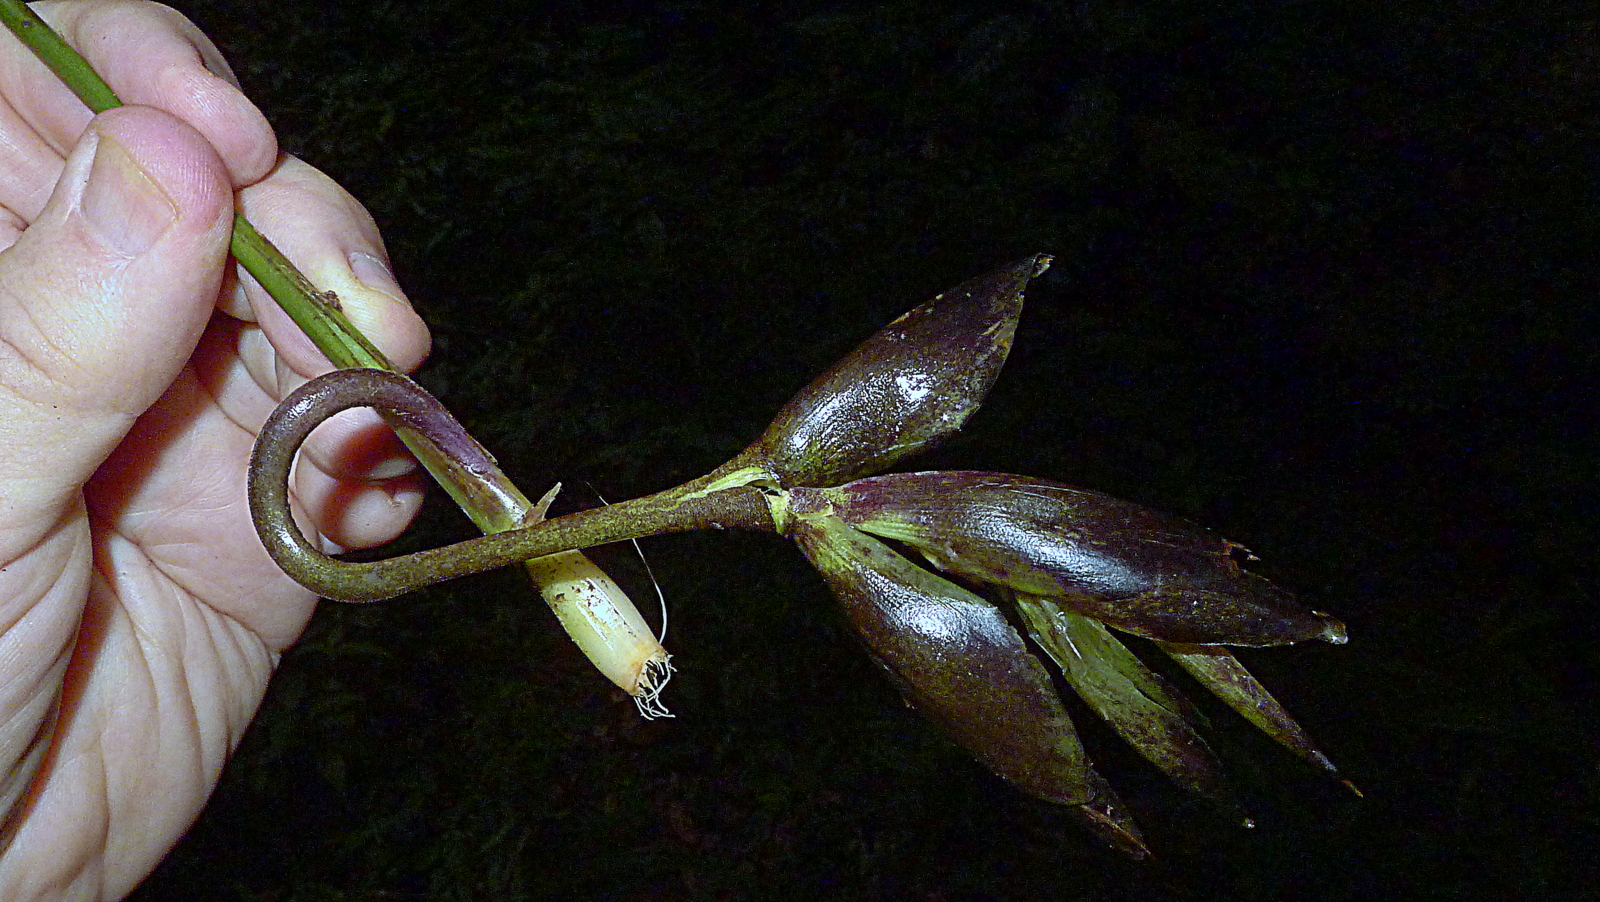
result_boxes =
[129,1,1594,899]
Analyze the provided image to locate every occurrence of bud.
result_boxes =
[723,256,1050,488]
[788,511,1102,808]
[803,471,1348,647]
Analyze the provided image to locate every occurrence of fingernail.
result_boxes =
[349,250,403,299]
[367,453,420,480]
[81,133,177,257]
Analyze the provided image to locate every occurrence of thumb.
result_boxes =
[0,106,233,547]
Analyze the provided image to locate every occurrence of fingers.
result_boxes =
[5,2,430,386]
[229,156,432,380]
[293,428,428,551]
[35,0,278,182]
[1,3,433,560]
[215,155,432,547]
[0,105,233,553]
[0,1,277,221]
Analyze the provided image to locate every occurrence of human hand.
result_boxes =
[0,3,431,898]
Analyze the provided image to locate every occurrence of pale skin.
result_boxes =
[0,2,432,899]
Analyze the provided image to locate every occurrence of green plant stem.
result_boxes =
[0,1,119,112]
[227,215,390,370]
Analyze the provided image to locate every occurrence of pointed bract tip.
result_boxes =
[1315,612,1349,644]
[1077,803,1151,859]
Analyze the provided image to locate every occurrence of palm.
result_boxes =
[84,323,321,656]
